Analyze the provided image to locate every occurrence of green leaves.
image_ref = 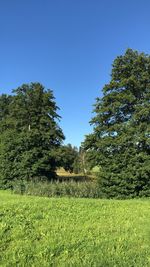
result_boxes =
[0,83,65,186]
[84,49,150,198]
[59,144,79,173]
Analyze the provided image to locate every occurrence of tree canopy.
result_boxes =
[59,144,79,173]
[0,83,65,187]
[84,49,150,198]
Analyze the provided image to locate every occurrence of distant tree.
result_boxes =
[0,83,65,187]
[73,146,92,175]
[60,144,78,173]
[84,49,150,198]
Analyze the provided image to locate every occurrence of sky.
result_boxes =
[1,0,150,147]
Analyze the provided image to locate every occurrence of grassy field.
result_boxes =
[0,191,150,267]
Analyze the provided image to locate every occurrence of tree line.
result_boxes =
[0,48,150,197]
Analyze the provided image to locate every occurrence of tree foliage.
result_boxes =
[0,83,64,186]
[59,144,79,173]
[84,49,150,198]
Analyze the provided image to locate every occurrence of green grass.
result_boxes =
[0,191,150,267]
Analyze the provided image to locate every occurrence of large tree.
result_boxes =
[84,49,150,198]
[0,83,64,187]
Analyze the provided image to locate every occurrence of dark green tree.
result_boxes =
[0,94,13,133]
[84,49,150,198]
[60,144,78,173]
[0,83,65,187]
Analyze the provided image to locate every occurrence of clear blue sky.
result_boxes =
[1,0,150,147]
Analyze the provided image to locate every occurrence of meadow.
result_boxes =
[0,190,150,267]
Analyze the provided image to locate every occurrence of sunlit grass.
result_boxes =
[0,191,150,266]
